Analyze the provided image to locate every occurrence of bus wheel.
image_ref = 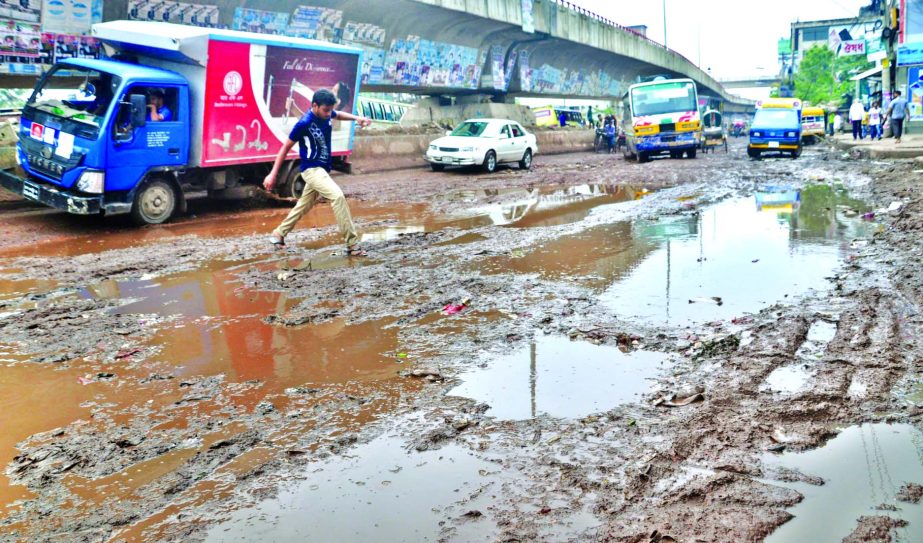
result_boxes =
[131,178,177,225]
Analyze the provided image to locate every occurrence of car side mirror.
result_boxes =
[130,94,147,128]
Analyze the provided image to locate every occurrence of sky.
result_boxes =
[568,0,872,79]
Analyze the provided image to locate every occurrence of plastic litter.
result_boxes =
[442,298,471,315]
[688,296,723,306]
[862,212,875,220]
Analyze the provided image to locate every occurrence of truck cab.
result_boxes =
[10,58,190,223]
[748,98,802,159]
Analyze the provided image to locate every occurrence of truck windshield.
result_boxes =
[27,66,120,128]
[753,109,799,129]
[631,82,697,117]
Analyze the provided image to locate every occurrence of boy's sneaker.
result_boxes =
[269,234,285,246]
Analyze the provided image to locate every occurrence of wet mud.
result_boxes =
[0,145,922,542]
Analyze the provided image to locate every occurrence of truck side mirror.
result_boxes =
[130,94,147,128]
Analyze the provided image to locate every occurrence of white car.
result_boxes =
[425,118,538,173]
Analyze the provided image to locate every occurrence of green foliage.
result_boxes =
[793,45,873,106]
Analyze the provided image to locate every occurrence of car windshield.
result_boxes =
[631,82,697,117]
[27,65,120,127]
[753,109,799,129]
[451,121,489,137]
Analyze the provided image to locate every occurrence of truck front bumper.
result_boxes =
[0,168,102,215]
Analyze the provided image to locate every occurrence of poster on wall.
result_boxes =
[0,19,40,62]
[0,0,41,23]
[128,1,220,27]
[287,6,342,42]
[42,0,102,35]
[342,21,385,47]
[233,8,289,35]
[521,0,534,34]
[490,45,504,90]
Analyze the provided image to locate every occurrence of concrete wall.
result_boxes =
[351,128,593,173]
[401,102,536,127]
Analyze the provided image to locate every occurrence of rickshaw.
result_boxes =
[700,109,727,153]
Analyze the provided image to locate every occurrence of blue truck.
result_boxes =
[0,20,363,224]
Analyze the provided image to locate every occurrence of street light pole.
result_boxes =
[663,0,668,47]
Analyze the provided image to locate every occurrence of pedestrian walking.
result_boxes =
[833,112,843,134]
[887,90,911,144]
[849,99,865,140]
[264,88,372,256]
[868,101,882,140]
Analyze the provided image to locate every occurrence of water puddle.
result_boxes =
[761,320,838,394]
[449,335,668,420]
[764,423,923,542]
[202,436,498,542]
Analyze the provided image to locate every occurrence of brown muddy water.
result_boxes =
[0,175,900,541]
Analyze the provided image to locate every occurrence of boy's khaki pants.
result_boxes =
[273,167,359,246]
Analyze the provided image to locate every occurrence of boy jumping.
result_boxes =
[264,88,372,256]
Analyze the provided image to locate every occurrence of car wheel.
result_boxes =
[131,178,176,225]
[518,149,533,170]
[482,150,497,173]
[431,163,446,172]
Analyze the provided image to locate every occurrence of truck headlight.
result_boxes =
[786,131,796,138]
[752,131,761,137]
[76,170,105,194]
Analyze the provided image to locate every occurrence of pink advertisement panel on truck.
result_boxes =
[201,38,359,168]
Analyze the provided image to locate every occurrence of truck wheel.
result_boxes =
[638,151,650,163]
[747,148,761,160]
[518,149,533,170]
[283,168,305,199]
[131,179,176,225]
[686,148,697,159]
[792,147,802,159]
[482,150,497,173]
[431,163,445,172]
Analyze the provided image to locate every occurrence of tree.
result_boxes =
[793,45,873,107]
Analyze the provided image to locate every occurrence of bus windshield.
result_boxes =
[631,82,697,117]
[753,109,799,129]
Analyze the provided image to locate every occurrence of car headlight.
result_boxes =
[429,145,437,151]
[461,147,475,152]
[76,169,104,194]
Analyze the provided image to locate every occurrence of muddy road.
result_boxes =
[1,143,922,542]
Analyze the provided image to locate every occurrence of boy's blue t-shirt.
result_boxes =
[289,110,338,172]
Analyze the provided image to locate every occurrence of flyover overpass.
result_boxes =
[8,0,753,113]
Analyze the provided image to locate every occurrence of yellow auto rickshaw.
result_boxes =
[701,109,727,153]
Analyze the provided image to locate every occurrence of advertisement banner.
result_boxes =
[490,45,504,90]
[201,39,359,167]
[898,41,923,66]
[840,40,866,56]
[232,8,289,35]
[42,0,102,35]
[0,0,41,23]
[128,1,219,27]
[909,66,923,120]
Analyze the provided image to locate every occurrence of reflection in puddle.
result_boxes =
[204,437,496,542]
[764,423,923,543]
[449,335,667,420]
[761,320,837,394]
[599,190,873,326]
